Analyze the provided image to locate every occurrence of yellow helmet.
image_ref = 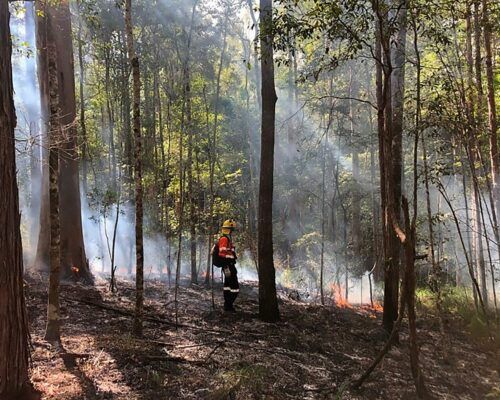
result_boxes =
[222,219,237,230]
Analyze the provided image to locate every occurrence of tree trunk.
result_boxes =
[186,2,198,285]
[0,2,33,396]
[34,0,91,282]
[77,0,88,195]
[44,8,62,342]
[471,174,488,306]
[124,0,144,337]
[374,0,399,333]
[473,1,483,108]
[187,71,197,284]
[320,130,327,305]
[175,74,187,325]
[401,199,428,398]
[104,51,117,188]
[258,0,280,322]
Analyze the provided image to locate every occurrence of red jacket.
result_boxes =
[218,235,236,261]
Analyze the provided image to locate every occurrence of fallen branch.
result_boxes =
[144,355,205,366]
[204,340,225,362]
[61,295,267,338]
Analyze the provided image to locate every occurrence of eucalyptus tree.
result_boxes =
[258,0,280,322]
[34,0,91,282]
[0,2,33,396]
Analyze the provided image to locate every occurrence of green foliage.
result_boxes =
[417,286,499,345]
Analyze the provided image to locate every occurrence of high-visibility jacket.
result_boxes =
[218,235,236,262]
[219,235,239,306]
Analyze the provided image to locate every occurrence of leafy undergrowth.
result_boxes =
[416,286,500,348]
[25,274,499,399]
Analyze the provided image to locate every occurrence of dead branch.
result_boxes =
[61,295,267,338]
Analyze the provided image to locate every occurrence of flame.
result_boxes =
[371,302,383,312]
[71,266,79,274]
[330,283,351,308]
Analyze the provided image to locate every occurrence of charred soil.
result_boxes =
[25,274,499,399]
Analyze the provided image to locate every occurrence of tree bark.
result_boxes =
[0,2,33,396]
[34,0,91,283]
[124,0,144,337]
[373,0,399,333]
[44,5,62,342]
[258,0,280,322]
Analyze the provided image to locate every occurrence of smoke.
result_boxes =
[9,1,497,306]
[10,4,42,264]
[82,197,201,279]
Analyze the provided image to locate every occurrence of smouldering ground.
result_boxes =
[25,274,499,399]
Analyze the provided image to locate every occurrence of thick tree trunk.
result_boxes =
[258,0,280,322]
[52,0,89,281]
[34,0,91,282]
[0,3,33,396]
[124,0,144,337]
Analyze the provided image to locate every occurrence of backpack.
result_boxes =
[211,242,225,268]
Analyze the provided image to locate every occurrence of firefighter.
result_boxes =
[218,219,239,312]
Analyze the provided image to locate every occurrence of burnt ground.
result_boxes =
[25,274,499,400]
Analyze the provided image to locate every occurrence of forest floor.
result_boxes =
[25,273,499,400]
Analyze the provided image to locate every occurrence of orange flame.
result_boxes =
[330,283,351,308]
[71,266,79,274]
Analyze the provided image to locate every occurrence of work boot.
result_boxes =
[223,290,233,311]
